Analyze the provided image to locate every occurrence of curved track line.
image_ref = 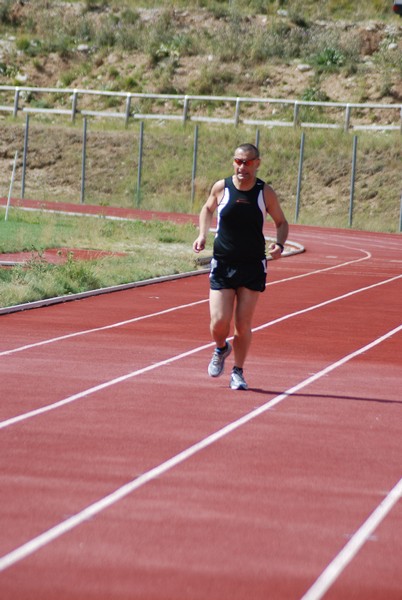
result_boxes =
[0,250,371,358]
[268,249,370,286]
[0,324,400,573]
[301,477,402,600]
[1,274,400,431]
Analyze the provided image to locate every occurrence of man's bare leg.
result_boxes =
[209,288,235,348]
[232,287,260,369]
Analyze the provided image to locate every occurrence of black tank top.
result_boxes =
[213,176,267,264]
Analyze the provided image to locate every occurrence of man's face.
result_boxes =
[233,150,260,183]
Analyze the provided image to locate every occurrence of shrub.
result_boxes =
[314,46,346,70]
[301,86,329,102]
[0,0,16,26]
[16,37,31,53]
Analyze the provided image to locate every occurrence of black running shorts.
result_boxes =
[209,258,267,292]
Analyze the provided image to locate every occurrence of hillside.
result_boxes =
[0,1,401,232]
[1,1,402,104]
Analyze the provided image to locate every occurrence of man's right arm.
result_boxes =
[193,180,224,253]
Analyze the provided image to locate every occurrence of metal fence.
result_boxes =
[4,114,401,233]
[2,85,401,232]
[1,85,402,132]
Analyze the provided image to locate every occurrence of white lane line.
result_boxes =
[0,324,400,573]
[253,274,402,334]
[267,249,370,286]
[0,341,213,430]
[0,252,371,358]
[1,274,400,431]
[301,477,402,600]
[0,299,208,358]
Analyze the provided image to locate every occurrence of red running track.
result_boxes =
[0,224,401,600]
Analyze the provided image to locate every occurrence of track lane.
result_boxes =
[0,270,400,426]
[0,225,401,599]
[0,245,370,355]
[1,325,401,599]
[0,244,397,424]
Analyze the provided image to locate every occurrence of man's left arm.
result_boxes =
[264,184,289,259]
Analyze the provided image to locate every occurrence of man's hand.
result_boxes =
[193,236,206,253]
[268,242,283,260]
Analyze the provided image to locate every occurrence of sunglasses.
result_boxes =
[233,157,258,166]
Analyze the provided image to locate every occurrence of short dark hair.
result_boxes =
[235,143,259,159]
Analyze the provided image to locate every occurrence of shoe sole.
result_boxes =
[230,382,248,390]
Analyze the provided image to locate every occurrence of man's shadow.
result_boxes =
[247,388,402,406]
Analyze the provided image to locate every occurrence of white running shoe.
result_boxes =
[230,367,248,390]
[208,341,232,377]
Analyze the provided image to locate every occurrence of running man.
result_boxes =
[193,143,288,390]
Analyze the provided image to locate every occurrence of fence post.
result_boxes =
[191,124,198,210]
[255,128,260,149]
[71,90,78,123]
[125,94,131,128]
[183,95,189,124]
[399,193,402,233]
[294,131,305,223]
[293,101,300,127]
[13,88,20,118]
[344,104,351,132]
[21,113,30,198]
[5,151,18,221]
[349,135,358,228]
[80,117,87,204]
[234,98,241,126]
[136,121,144,207]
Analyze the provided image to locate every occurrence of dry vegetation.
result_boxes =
[1,1,402,103]
[0,1,402,231]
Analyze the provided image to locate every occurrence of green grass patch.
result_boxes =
[0,209,201,308]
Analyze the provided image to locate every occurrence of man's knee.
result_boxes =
[211,314,230,334]
[234,320,252,338]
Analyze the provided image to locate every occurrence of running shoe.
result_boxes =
[208,341,232,377]
[230,367,248,390]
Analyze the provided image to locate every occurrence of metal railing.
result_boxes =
[1,85,402,132]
